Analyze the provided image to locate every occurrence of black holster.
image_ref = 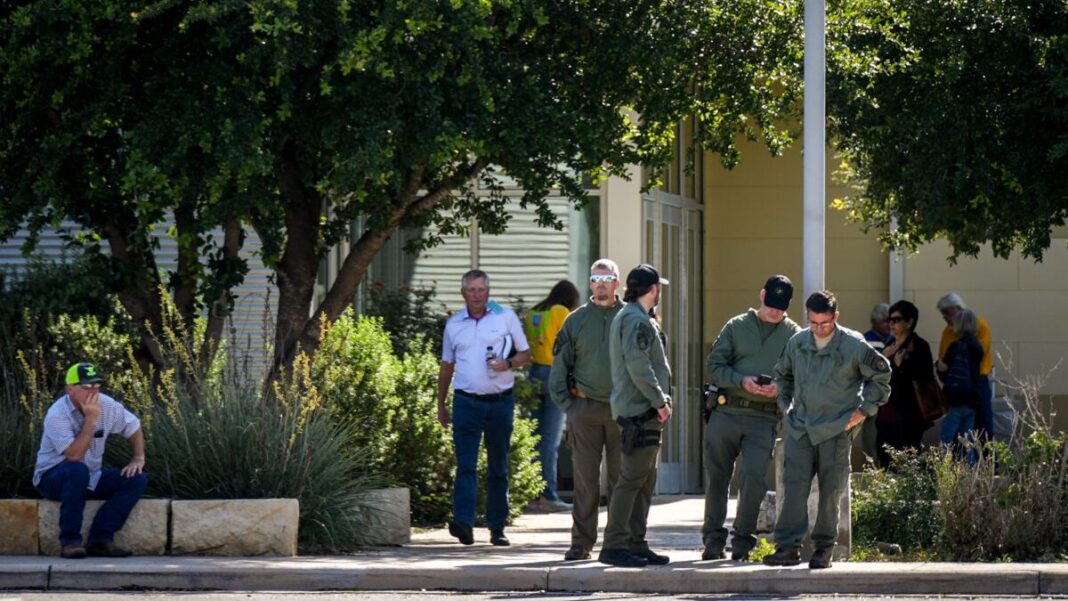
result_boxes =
[616,408,661,455]
[702,383,721,424]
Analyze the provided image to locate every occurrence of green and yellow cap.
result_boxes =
[65,362,104,386]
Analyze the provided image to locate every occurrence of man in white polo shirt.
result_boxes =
[34,362,147,559]
[437,269,531,547]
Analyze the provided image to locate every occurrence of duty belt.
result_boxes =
[716,393,779,415]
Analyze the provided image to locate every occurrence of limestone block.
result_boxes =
[0,499,39,555]
[358,487,411,546]
[38,498,169,556]
[171,499,298,556]
[755,491,776,534]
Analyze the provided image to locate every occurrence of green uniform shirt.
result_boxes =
[549,296,625,411]
[707,309,801,415]
[609,301,672,420]
[774,325,891,445]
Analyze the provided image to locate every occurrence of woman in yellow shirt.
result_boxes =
[525,280,581,511]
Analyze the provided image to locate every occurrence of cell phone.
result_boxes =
[755,374,773,386]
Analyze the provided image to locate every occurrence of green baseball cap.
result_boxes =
[65,362,104,386]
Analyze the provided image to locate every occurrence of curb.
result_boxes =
[5,557,1068,594]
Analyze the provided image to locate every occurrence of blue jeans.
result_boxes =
[529,363,565,500]
[37,461,148,546]
[452,389,515,531]
[940,405,977,464]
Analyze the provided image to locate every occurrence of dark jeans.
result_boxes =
[530,364,565,500]
[37,461,148,546]
[452,389,515,531]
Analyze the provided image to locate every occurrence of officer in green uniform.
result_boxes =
[598,264,673,568]
[549,258,625,561]
[763,290,891,570]
[702,275,801,561]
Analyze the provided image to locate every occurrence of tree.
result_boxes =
[827,0,1068,261]
[1,0,803,374]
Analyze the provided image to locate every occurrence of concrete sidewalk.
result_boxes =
[3,495,1068,595]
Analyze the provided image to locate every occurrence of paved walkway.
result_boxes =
[3,495,1068,594]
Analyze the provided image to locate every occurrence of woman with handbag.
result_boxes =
[875,300,939,468]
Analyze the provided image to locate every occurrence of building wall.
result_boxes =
[702,141,889,353]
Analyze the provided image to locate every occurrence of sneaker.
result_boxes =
[85,540,132,558]
[598,548,649,567]
[546,497,573,512]
[809,547,833,569]
[448,521,474,545]
[633,548,670,565]
[701,545,725,561]
[490,529,510,547]
[60,543,86,559]
[563,545,591,561]
[762,546,802,566]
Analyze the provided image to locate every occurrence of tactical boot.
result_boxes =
[809,547,833,569]
[634,548,670,565]
[701,544,725,561]
[762,546,802,566]
[563,545,591,561]
[731,547,751,561]
[598,548,649,567]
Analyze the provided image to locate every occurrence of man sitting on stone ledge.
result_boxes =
[33,362,147,559]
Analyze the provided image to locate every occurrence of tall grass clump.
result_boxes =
[933,352,1068,561]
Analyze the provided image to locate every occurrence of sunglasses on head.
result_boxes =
[590,274,617,283]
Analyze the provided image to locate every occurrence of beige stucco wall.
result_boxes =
[702,142,889,352]
[902,240,1068,403]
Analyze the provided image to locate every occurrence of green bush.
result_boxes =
[852,447,941,554]
[364,283,448,357]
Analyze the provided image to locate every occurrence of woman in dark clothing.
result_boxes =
[937,308,984,462]
[875,300,936,467]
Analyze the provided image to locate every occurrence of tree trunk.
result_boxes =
[102,223,166,373]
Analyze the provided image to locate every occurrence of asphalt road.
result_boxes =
[4,593,1068,601]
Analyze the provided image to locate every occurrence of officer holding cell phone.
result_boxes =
[700,275,800,561]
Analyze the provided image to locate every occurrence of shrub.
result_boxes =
[851,447,941,554]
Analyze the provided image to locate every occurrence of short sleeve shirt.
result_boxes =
[33,393,142,490]
[442,303,530,394]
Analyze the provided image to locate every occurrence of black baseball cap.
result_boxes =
[762,275,794,311]
[626,264,669,288]
[65,362,104,386]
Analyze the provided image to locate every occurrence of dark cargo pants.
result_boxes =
[601,417,661,552]
[566,397,621,551]
[773,429,852,550]
[701,408,777,554]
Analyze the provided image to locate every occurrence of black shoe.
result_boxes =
[448,521,474,545]
[564,545,591,560]
[731,548,751,561]
[634,548,670,565]
[60,543,86,559]
[85,540,132,558]
[762,546,801,566]
[598,548,649,567]
[490,529,510,546]
[809,547,833,569]
[701,545,725,561]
